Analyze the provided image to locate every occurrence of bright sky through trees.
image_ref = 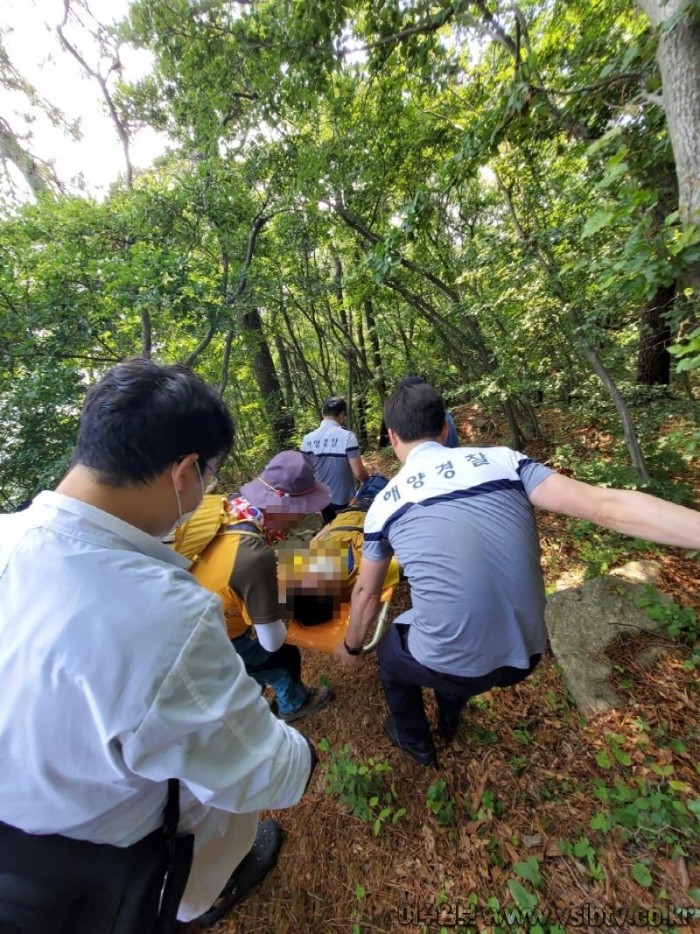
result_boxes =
[1,0,165,199]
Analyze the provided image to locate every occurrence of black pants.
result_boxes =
[0,821,168,934]
[378,623,540,745]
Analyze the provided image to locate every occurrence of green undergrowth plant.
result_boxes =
[558,835,606,881]
[637,587,698,641]
[470,786,506,821]
[479,857,566,934]
[553,439,695,507]
[590,776,700,856]
[566,518,644,578]
[426,779,456,826]
[642,719,690,757]
[351,883,365,934]
[637,587,699,669]
[595,732,633,770]
[317,739,406,835]
[669,325,700,375]
[466,723,498,745]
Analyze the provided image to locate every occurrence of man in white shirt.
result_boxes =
[0,358,315,931]
[301,396,369,524]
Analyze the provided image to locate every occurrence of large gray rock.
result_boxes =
[544,561,668,715]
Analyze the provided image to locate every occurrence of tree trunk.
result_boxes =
[583,343,650,481]
[501,400,525,451]
[636,282,674,385]
[364,297,390,447]
[333,254,359,428]
[240,306,295,446]
[637,0,700,288]
[354,311,369,448]
[140,307,152,359]
[273,332,294,411]
[0,118,55,196]
[182,246,230,368]
[278,302,322,413]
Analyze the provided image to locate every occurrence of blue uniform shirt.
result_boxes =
[301,420,361,505]
[363,442,553,677]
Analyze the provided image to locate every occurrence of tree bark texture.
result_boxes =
[565,301,652,482]
[636,282,674,384]
[637,0,700,285]
[240,306,295,446]
[363,297,390,447]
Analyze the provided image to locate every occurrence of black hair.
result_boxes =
[71,357,235,486]
[286,592,338,627]
[399,375,425,388]
[384,383,446,442]
[322,396,347,417]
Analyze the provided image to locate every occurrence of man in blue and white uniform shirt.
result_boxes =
[335,383,700,766]
[301,396,369,524]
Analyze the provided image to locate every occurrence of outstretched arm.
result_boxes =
[529,473,700,549]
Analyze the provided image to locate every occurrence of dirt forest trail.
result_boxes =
[212,405,700,933]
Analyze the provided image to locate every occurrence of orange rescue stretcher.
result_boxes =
[285,584,397,655]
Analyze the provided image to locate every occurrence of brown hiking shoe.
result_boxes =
[279,685,333,722]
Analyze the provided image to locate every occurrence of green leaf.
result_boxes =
[514,857,541,887]
[621,44,639,69]
[612,747,632,767]
[631,863,652,887]
[687,799,700,820]
[596,750,612,769]
[582,210,614,238]
[573,836,593,858]
[507,879,539,910]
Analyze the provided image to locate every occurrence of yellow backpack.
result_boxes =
[172,494,231,563]
[172,494,264,640]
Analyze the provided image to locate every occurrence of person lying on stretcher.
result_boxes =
[278,475,401,627]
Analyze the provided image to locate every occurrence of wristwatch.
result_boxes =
[343,639,363,656]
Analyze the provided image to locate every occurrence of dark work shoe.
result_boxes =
[383,714,437,767]
[437,718,460,743]
[279,684,333,723]
[195,819,284,927]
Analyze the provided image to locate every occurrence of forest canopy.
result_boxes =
[1,0,699,505]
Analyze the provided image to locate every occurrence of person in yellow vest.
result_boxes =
[174,451,334,722]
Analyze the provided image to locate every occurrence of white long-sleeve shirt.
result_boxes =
[0,491,312,918]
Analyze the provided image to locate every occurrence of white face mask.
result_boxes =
[171,461,206,531]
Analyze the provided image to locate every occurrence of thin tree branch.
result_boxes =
[58,0,133,187]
